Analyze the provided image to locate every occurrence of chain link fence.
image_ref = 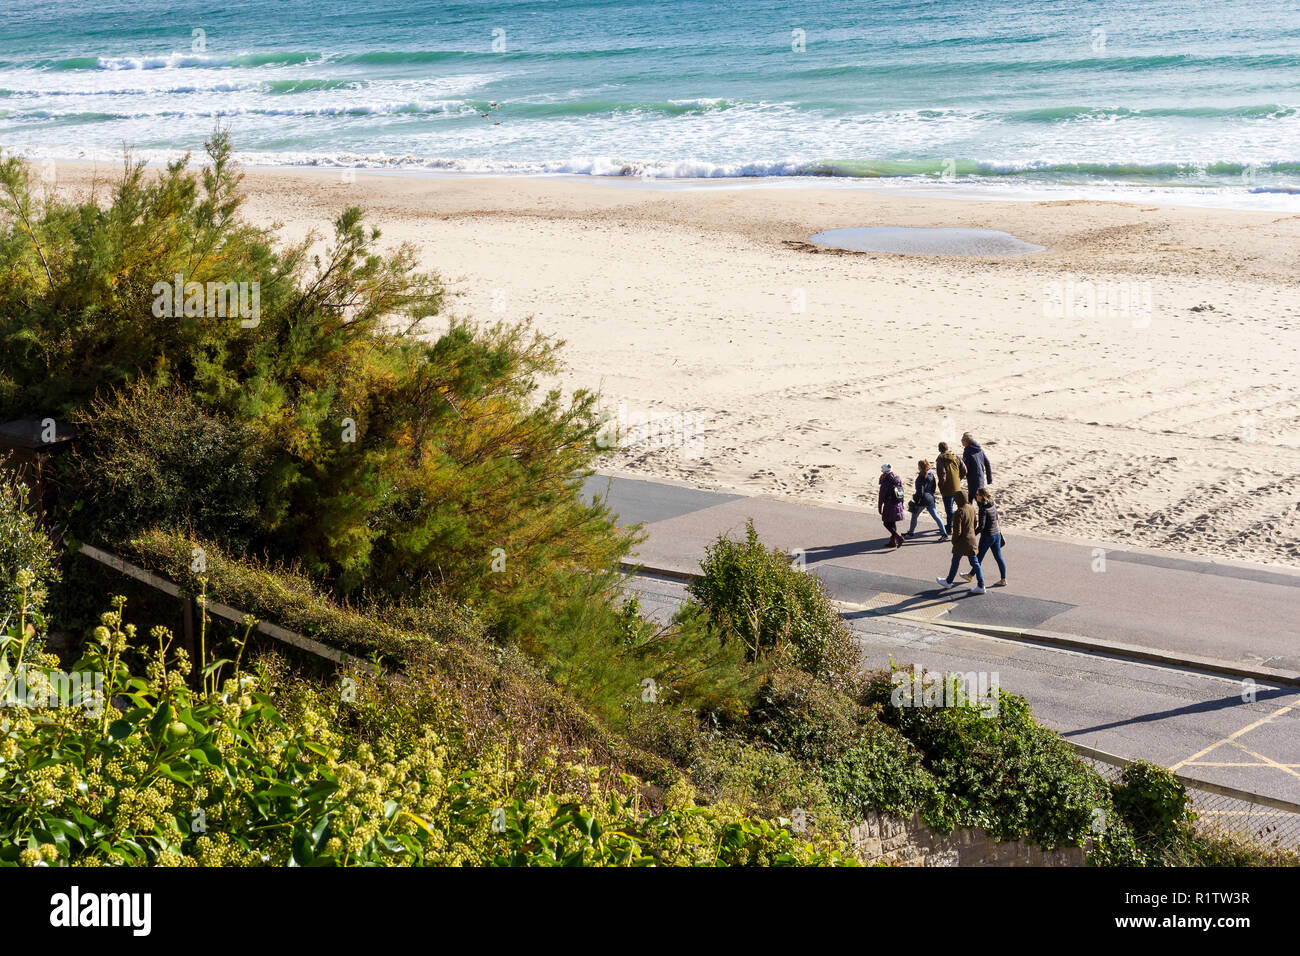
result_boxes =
[1070,742,1300,852]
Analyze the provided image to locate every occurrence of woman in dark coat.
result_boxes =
[905,459,947,539]
[878,463,906,548]
[971,487,1007,587]
[935,489,985,592]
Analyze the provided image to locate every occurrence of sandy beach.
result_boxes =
[58,163,1300,569]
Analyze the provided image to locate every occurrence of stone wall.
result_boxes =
[849,811,1086,866]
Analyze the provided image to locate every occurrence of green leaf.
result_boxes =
[291,830,314,866]
[157,762,193,783]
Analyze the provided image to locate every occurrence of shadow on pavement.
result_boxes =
[1068,686,1300,737]
[803,538,944,561]
[842,590,969,618]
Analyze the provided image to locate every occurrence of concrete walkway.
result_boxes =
[583,473,1300,677]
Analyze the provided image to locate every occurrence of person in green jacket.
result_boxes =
[935,441,966,535]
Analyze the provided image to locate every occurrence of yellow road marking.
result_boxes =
[1227,740,1300,781]
[853,591,954,621]
[1169,701,1297,772]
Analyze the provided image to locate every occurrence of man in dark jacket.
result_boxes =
[961,432,993,501]
[936,490,984,592]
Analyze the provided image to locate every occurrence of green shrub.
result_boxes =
[534,581,758,728]
[114,530,679,787]
[125,530,757,753]
[0,594,849,866]
[745,668,936,822]
[1111,760,1195,863]
[688,521,857,684]
[0,135,287,419]
[0,478,58,624]
[1173,827,1299,867]
[685,736,847,836]
[65,384,268,549]
[123,529,471,664]
[619,699,846,836]
[862,666,1119,850]
[0,136,629,639]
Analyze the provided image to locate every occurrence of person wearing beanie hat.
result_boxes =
[878,462,906,548]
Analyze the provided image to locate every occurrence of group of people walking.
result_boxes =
[877,432,1007,595]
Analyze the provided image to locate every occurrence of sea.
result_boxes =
[2,0,1298,206]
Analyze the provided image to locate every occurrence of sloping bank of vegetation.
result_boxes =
[0,136,1286,866]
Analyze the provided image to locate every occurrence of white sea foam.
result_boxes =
[98,54,241,70]
[0,32,1292,210]
[93,52,321,71]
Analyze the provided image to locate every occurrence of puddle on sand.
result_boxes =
[809,226,1045,256]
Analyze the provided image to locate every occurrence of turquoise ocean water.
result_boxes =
[1,0,1298,203]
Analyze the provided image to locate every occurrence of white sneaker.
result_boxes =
[936,577,952,588]
[969,585,986,595]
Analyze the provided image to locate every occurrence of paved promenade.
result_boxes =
[584,473,1300,675]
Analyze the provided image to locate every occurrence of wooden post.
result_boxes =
[0,419,78,518]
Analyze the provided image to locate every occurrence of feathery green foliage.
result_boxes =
[0,136,627,637]
[66,384,268,550]
[687,520,857,684]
